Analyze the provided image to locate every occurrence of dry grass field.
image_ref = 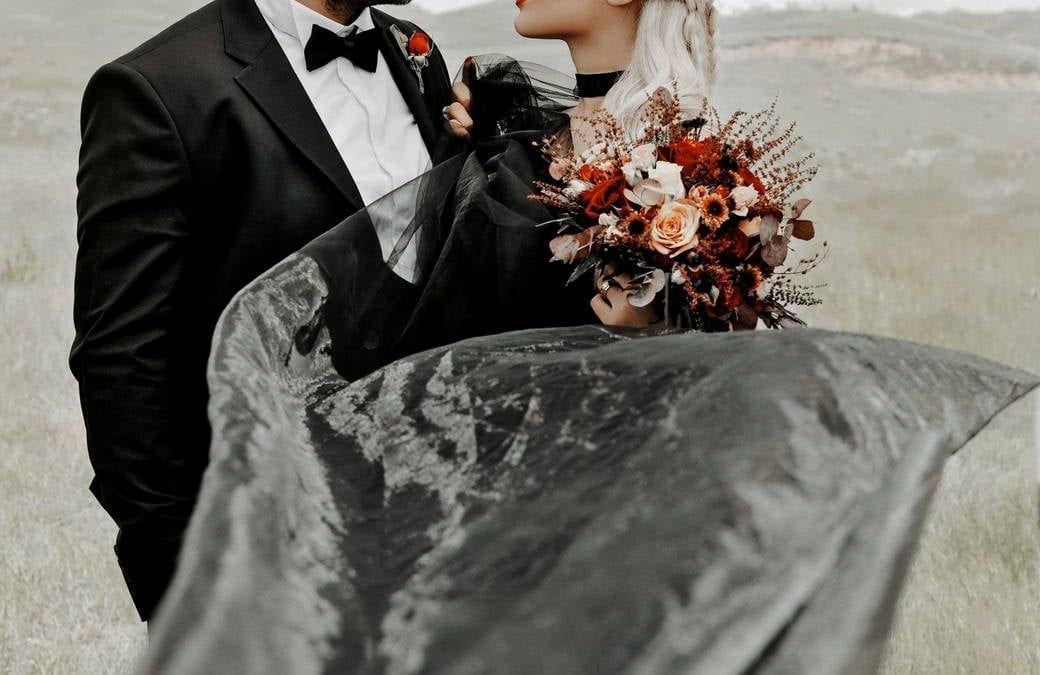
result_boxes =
[0,2,1037,672]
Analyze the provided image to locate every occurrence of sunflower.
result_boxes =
[735,264,765,293]
[700,193,730,230]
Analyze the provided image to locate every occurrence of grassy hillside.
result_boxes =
[922,9,1040,48]
[1,3,1037,672]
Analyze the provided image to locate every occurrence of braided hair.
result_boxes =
[603,0,717,136]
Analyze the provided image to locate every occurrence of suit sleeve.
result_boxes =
[70,61,197,621]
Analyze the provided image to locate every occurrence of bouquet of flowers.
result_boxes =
[535,91,825,331]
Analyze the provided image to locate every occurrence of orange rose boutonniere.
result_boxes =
[390,26,434,94]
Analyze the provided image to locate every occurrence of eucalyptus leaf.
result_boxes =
[760,214,780,242]
[567,254,601,285]
[790,219,815,241]
[734,304,760,330]
[762,236,789,267]
[625,268,667,308]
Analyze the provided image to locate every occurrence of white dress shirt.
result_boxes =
[254,0,433,281]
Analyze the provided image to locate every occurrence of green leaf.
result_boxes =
[567,254,601,285]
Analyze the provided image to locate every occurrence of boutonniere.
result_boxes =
[390,26,433,94]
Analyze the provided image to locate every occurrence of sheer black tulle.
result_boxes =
[294,135,594,382]
[283,57,596,383]
[461,55,576,140]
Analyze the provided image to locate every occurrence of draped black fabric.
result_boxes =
[461,55,576,139]
[143,310,1037,674]
[139,59,1038,673]
[292,137,596,384]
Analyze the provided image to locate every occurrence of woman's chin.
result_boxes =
[513,18,534,39]
[513,17,553,40]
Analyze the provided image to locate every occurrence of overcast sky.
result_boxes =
[413,0,1040,14]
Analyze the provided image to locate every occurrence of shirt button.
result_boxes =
[362,329,380,351]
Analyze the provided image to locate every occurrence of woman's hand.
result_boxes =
[590,267,662,328]
[444,58,477,141]
[444,82,473,141]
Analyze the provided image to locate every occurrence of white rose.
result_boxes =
[730,185,760,217]
[648,161,686,202]
[629,144,657,172]
[624,179,666,207]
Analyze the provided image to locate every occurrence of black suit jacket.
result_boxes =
[69,0,456,621]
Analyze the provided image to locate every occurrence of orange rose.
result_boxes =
[407,31,433,57]
[650,199,702,258]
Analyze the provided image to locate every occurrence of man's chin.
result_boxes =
[324,0,412,15]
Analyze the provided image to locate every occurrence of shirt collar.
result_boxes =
[255,0,374,43]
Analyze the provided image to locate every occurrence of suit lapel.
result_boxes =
[370,9,447,158]
[222,0,365,210]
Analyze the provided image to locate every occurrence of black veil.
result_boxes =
[461,54,577,139]
[282,57,593,382]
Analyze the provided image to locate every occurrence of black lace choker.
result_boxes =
[574,71,624,98]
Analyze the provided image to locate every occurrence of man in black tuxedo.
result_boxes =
[69,0,457,623]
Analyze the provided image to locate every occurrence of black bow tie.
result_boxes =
[304,24,381,73]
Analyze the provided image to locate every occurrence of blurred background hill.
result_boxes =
[923,9,1040,45]
[1,1,1037,672]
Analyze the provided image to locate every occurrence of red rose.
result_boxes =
[664,139,712,167]
[716,228,750,261]
[581,175,627,220]
[737,167,766,195]
[577,164,610,184]
[407,31,433,57]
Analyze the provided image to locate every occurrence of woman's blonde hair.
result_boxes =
[603,0,717,136]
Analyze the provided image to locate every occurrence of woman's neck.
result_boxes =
[566,28,635,116]
[567,35,632,80]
